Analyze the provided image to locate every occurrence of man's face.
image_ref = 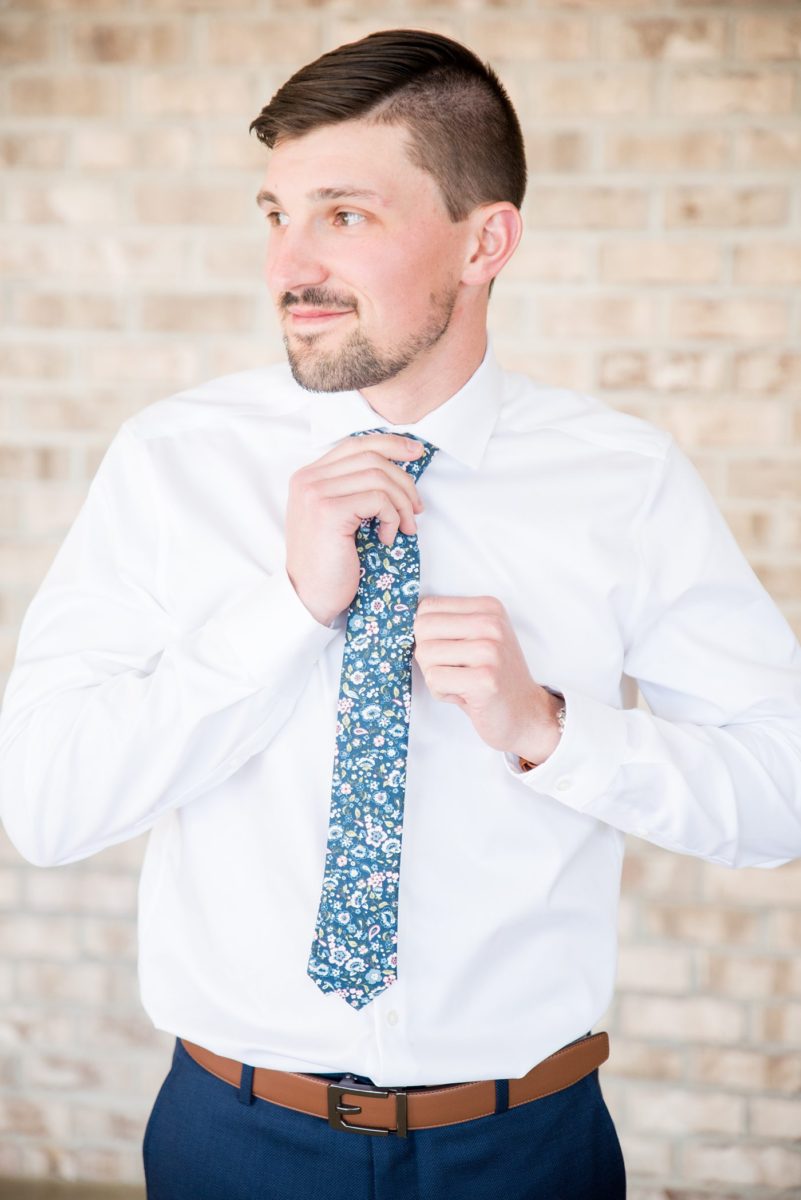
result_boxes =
[258,119,470,393]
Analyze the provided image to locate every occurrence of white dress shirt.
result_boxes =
[1,338,800,1087]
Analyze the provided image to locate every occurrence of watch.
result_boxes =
[518,690,566,773]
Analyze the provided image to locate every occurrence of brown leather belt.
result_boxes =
[180,1031,609,1137]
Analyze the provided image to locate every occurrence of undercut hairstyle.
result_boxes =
[249,29,526,293]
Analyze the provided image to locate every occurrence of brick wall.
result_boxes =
[1,1,800,1195]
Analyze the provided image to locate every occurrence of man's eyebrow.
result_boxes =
[255,186,387,210]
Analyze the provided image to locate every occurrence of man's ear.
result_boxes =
[460,203,523,289]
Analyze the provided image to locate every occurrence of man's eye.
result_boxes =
[334,211,364,227]
[265,211,288,227]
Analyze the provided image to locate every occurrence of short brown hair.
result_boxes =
[249,28,527,226]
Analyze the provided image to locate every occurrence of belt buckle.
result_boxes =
[327,1079,408,1137]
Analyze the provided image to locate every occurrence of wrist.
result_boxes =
[516,688,566,772]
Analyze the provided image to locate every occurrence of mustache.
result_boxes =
[281,288,358,313]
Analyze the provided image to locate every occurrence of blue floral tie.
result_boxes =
[307,428,439,1009]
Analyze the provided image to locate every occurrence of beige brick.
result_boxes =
[0,1096,71,1139]
[7,181,120,225]
[0,867,22,908]
[81,1011,160,1049]
[0,132,66,169]
[728,458,801,502]
[621,847,701,893]
[202,236,268,282]
[493,352,591,392]
[11,290,127,331]
[601,16,725,60]
[600,350,726,393]
[199,130,267,170]
[140,292,254,334]
[70,19,186,63]
[617,943,693,992]
[735,128,801,170]
[202,18,321,65]
[16,962,111,1005]
[0,912,79,960]
[134,183,249,226]
[0,17,51,62]
[466,16,591,60]
[621,995,745,1042]
[652,397,785,448]
[135,70,253,117]
[536,294,656,339]
[734,242,801,285]
[25,870,137,916]
[0,540,59,588]
[83,340,199,386]
[682,1141,801,1189]
[523,130,590,172]
[600,240,721,284]
[643,902,761,946]
[698,951,795,999]
[604,129,727,170]
[724,508,801,556]
[8,73,124,117]
[667,69,795,116]
[21,387,140,436]
[503,239,590,283]
[768,909,801,952]
[753,562,801,604]
[689,1044,801,1094]
[754,1001,801,1044]
[530,70,651,117]
[25,1051,118,1092]
[734,351,801,392]
[628,1084,745,1135]
[704,858,801,905]
[605,1036,684,1081]
[735,14,801,61]
[528,187,648,229]
[20,486,85,536]
[669,297,788,341]
[80,917,138,961]
[74,126,194,170]
[72,1098,151,1141]
[666,187,787,228]
[0,444,72,481]
[138,0,260,9]
[750,1095,801,1139]
[616,1134,671,1178]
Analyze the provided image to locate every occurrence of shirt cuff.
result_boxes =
[502,686,627,812]
[203,565,345,686]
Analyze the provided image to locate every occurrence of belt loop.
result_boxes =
[494,1078,509,1116]
[238,1062,255,1106]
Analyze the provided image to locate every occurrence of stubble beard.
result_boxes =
[283,285,459,393]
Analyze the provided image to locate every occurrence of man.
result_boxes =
[1,27,800,1200]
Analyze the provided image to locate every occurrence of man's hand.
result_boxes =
[285,433,425,628]
[413,595,562,767]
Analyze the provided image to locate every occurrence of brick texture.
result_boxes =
[1,4,800,1197]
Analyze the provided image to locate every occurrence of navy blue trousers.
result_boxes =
[143,1036,626,1199]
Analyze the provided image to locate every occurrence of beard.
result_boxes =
[283,283,459,393]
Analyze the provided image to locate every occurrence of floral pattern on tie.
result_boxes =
[307,429,439,1009]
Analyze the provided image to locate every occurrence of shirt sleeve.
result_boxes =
[0,421,343,868]
[503,437,801,870]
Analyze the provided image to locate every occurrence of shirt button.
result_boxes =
[555,777,572,792]
[386,1010,399,1027]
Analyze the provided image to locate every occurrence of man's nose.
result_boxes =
[265,227,328,295]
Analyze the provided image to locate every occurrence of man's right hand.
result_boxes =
[285,433,426,628]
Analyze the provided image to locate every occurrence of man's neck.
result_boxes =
[357,328,488,426]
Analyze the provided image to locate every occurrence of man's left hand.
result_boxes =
[412,595,562,767]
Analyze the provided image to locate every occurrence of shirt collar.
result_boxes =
[306,336,503,471]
